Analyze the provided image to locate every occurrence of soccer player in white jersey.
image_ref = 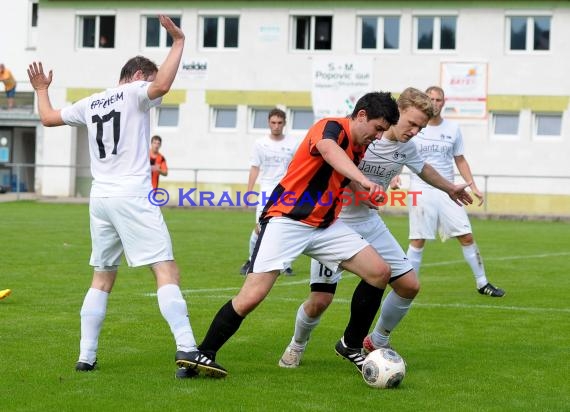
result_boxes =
[239,108,300,276]
[279,88,473,369]
[27,15,226,379]
[406,86,505,297]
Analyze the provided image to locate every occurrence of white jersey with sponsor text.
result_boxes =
[61,81,161,197]
[410,119,464,189]
[250,134,300,195]
[340,137,425,222]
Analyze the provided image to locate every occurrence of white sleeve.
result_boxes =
[60,97,89,127]
[249,140,263,167]
[405,144,426,175]
[453,125,465,157]
[136,81,162,111]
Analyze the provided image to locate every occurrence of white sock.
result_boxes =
[406,245,424,276]
[292,304,321,349]
[462,243,488,288]
[157,284,197,352]
[79,288,109,364]
[248,230,258,259]
[371,290,413,347]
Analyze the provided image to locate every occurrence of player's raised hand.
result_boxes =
[448,182,473,206]
[159,15,185,42]
[27,62,53,91]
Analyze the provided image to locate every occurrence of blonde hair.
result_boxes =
[397,87,435,119]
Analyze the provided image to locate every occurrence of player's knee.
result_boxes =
[233,299,258,317]
[458,233,474,245]
[233,290,266,316]
[305,294,333,316]
[367,261,391,287]
[391,270,420,298]
[403,278,420,298]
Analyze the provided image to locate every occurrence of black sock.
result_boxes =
[343,280,384,348]
[198,300,244,359]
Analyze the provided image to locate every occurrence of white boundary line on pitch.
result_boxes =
[420,251,570,267]
[165,291,570,313]
[143,251,570,314]
[174,295,570,314]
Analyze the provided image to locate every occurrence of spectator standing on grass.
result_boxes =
[403,86,505,297]
[239,108,299,276]
[27,15,226,379]
[197,92,400,375]
[278,87,473,369]
[0,64,17,110]
[150,135,168,189]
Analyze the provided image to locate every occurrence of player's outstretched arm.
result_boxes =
[148,15,185,100]
[418,163,473,206]
[27,62,64,127]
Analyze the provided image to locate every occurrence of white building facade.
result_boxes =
[2,0,569,213]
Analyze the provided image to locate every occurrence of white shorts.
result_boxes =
[309,213,412,285]
[408,187,472,241]
[251,217,369,274]
[89,197,174,268]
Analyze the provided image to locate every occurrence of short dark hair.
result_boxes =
[119,56,158,82]
[268,108,286,121]
[351,92,399,126]
[151,135,162,143]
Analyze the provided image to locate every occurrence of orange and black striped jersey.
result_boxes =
[150,151,167,189]
[260,117,365,228]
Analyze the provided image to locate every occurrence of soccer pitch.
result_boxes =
[1,202,568,411]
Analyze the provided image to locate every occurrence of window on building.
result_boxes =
[534,113,562,137]
[359,16,400,51]
[28,1,39,49]
[415,16,456,51]
[31,1,38,27]
[492,113,520,137]
[290,109,314,131]
[201,16,239,49]
[507,16,550,51]
[78,15,115,48]
[212,107,237,129]
[157,107,179,127]
[144,16,181,48]
[251,108,271,130]
[292,15,332,50]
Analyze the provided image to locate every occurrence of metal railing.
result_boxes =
[1,163,569,216]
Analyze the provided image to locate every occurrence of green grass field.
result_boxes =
[1,202,568,411]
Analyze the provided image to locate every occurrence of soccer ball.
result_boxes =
[361,348,406,389]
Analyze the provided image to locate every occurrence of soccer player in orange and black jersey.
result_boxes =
[150,135,168,189]
[260,117,366,228]
[199,92,400,374]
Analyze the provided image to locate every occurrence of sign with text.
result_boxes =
[312,57,373,119]
[180,59,208,80]
[440,62,488,119]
